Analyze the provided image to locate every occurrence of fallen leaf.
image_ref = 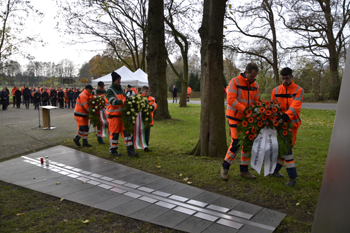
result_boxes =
[63,219,68,222]
[179,174,183,177]
[104,162,108,164]
[183,178,189,182]
[16,213,25,216]
[82,181,87,184]
[187,182,192,185]
[172,183,176,186]
[60,198,64,202]
[82,220,90,224]
[296,203,300,206]
[56,182,61,185]
[157,166,161,169]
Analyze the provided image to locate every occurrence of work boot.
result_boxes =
[270,172,284,178]
[127,146,138,157]
[240,171,257,179]
[220,167,229,181]
[110,148,121,156]
[82,139,92,147]
[144,147,152,152]
[97,137,105,144]
[285,179,297,187]
[73,136,81,146]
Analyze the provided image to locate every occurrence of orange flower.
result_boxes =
[256,102,262,106]
[261,99,266,102]
[257,121,263,127]
[269,115,275,121]
[248,134,255,140]
[242,121,248,127]
[272,107,278,113]
[282,122,288,129]
[281,107,287,112]
[251,128,257,134]
[248,117,254,123]
[246,109,252,115]
[265,101,271,106]
[261,115,268,121]
[245,131,249,135]
[259,107,265,114]
[266,122,270,126]
[273,121,279,126]
[266,110,272,116]
[283,130,288,136]
[289,128,292,132]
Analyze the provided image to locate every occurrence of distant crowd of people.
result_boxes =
[0,85,84,110]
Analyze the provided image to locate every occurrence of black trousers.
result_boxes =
[16,97,21,108]
[13,96,16,106]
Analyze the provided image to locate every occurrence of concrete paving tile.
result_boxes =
[109,199,151,216]
[237,223,272,233]
[121,173,162,186]
[173,186,205,199]
[78,190,118,206]
[93,194,134,211]
[144,177,174,190]
[233,202,263,216]
[47,182,94,198]
[209,195,241,211]
[191,191,222,204]
[201,223,239,233]
[173,206,196,215]
[250,208,286,228]
[150,210,190,229]
[60,185,106,201]
[173,216,214,233]
[216,219,243,230]
[129,204,171,222]
[158,182,188,194]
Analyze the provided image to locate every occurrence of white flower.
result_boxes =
[132,100,135,103]
[145,118,149,121]
[136,101,140,104]
[132,116,135,120]
[92,109,95,112]
[95,106,98,109]
[134,112,138,116]
[128,101,132,105]
[127,111,130,115]
[146,112,149,115]
[132,121,135,124]
[92,101,95,104]
[131,108,135,112]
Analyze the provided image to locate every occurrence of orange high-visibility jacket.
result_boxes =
[141,94,157,126]
[21,86,25,94]
[226,73,259,121]
[105,84,126,117]
[187,87,192,95]
[74,89,91,117]
[131,87,138,95]
[11,87,17,96]
[271,81,303,128]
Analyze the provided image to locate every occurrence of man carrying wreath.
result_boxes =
[105,72,138,157]
[220,62,260,181]
[271,67,304,187]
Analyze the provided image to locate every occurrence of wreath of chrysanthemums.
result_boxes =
[88,95,106,127]
[237,99,293,158]
[121,94,152,134]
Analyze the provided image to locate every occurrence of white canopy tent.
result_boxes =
[91,66,148,87]
[133,68,148,84]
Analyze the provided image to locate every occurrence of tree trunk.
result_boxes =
[147,0,171,120]
[191,0,227,157]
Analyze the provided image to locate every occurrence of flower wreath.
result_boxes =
[237,99,293,158]
[89,95,106,127]
[121,94,152,134]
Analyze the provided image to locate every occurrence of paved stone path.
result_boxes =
[0,146,285,232]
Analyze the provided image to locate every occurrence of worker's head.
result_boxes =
[98,81,105,91]
[244,62,259,83]
[127,84,131,90]
[112,72,121,85]
[141,86,150,96]
[280,67,293,86]
[85,85,93,94]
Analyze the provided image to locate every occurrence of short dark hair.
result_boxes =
[142,86,149,91]
[97,81,105,87]
[280,67,292,76]
[245,62,259,73]
[85,85,93,90]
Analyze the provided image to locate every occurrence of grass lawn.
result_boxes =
[0,104,334,232]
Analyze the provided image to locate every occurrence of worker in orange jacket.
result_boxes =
[187,86,192,102]
[220,62,260,181]
[140,86,157,152]
[271,67,304,187]
[73,85,93,147]
[11,86,17,108]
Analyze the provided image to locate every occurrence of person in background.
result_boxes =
[15,88,21,109]
[41,87,49,106]
[1,86,9,110]
[67,87,74,108]
[270,67,304,187]
[51,87,57,106]
[33,89,42,110]
[93,81,107,144]
[187,86,192,102]
[125,84,136,97]
[11,85,17,108]
[23,85,31,109]
[58,87,64,109]
[73,87,80,108]
[21,84,25,105]
[220,62,260,181]
[172,85,177,103]
[140,86,157,152]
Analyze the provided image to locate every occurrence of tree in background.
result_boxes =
[225,0,282,83]
[280,0,350,97]
[88,55,118,78]
[147,0,171,120]
[0,0,42,69]
[191,0,227,157]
